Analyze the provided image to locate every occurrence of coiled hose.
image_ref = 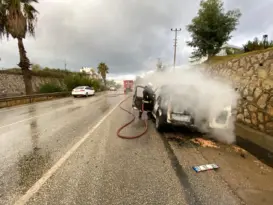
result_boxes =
[117,96,148,139]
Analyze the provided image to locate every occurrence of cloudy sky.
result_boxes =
[1,0,273,79]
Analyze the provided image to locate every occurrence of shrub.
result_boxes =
[64,73,102,91]
[39,83,63,93]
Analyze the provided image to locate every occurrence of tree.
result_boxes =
[31,63,42,71]
[97,62,109,86]
[0,0,39,94]
[186,0,241,61]
[243,37,273,52]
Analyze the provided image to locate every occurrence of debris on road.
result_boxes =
[232,145,247,158]
[191,138,219,148]
[193,163,219,173]
[232,145,247,154]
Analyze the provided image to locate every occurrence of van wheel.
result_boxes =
[155,110,165,132]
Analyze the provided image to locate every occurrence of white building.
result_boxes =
[216,44,243,56]
[80,67,100,79]
[190,44,243,65]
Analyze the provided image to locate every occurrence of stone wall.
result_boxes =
[0,73,64,96]
[204,50,273,136]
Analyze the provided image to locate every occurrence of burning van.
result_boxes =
[151,84,234,133]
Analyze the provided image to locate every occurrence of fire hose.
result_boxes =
[117,96,148,139]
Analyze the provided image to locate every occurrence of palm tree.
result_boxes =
[0,0,39,94]
[97,62,109,86]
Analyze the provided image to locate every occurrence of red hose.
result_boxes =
[117,96,148,139]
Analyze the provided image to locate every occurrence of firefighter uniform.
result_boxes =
[139,85,155,118]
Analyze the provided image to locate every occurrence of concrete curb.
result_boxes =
[235,122,273,167]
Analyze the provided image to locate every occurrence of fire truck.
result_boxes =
[123,80,134,94]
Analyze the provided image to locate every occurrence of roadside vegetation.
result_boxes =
[186,0,273,65]
[186,0,241,62]
[39,83,64,93]
[243,36,273,53]
[64,73,102,92]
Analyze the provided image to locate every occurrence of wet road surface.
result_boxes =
[0,92,123,205]
[1,92,272,205]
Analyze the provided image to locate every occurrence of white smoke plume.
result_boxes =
[137,67,240,144]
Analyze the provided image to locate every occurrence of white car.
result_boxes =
[72,86,95,97]
[109,86,117,91]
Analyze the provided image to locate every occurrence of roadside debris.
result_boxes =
[191,138,219,148]
[193,163,219,173]
[232,145,247,158]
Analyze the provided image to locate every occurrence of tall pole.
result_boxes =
[171,28,181,71]
[64,59,67,70]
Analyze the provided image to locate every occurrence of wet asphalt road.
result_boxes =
[0,92,123,205]
[0,92,244,205]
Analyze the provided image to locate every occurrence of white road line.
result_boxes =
[13,99,122,205]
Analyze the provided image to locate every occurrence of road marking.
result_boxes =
[14,99,122,205]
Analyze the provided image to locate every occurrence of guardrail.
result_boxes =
[0,92,71,108]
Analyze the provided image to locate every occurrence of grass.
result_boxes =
[206,47,273,64]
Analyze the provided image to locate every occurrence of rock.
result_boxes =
[262,79,273,89]
[243,87,248,96]
[248,84,256,95]
[258,112,264,123]
[269,66,273,76]
[258,53,264,59]
[267,106,273,117]
[245,69,254,76]
[259,124,265,131]
[237,114,244,121]
[254,88,262,99]
[251,57,258,64]
[257,93,269,109]
[265,114,270,122]
[251,113,258,125]
[245,118,251,124]
[248,105,257,112]
[247,96,254,101]
[244,109,250,117]
[258,69,268,79]
[265,122,273,130]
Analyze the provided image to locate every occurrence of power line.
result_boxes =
[171,28,181,71]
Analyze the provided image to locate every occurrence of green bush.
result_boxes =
[39,83,63,93]
[243,37,273,52]
[64,73,102,91]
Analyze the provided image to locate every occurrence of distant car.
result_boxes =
[109,86,117,91]
[71,86,95,97]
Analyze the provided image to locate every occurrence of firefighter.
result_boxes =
[139,83,155,118]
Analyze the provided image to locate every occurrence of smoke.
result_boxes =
[138,67,240,144]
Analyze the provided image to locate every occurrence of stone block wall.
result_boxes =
[0,73,65,96]
[203,50,273,136]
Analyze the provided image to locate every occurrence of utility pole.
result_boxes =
[156,58,163,72]
[64,59,67,70]
[171,28,181,71]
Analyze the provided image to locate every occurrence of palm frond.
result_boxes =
[0,0,38,39]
